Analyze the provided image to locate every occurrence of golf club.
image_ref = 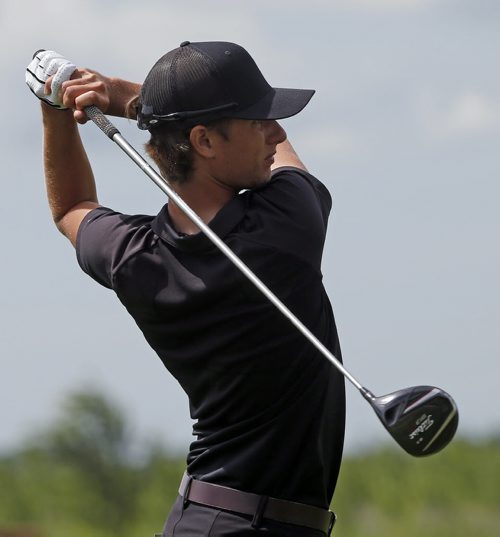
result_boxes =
[84,104,459,456]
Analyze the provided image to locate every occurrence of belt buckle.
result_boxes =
[182,475,193,508]
[327,511,336,536]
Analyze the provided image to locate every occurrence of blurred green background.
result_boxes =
[1,389,498,537]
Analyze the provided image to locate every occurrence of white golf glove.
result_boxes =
[26,50,77,109]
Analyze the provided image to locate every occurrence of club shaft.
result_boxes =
[86,106,365,392]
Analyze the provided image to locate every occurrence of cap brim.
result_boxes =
[233,87,315,120]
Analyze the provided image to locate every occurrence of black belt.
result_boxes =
[179,473,336,536]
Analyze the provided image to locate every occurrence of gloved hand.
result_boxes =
[26,50,77,109]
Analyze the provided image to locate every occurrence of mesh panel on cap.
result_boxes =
[141,48,179,115]
[175,46,233,111]
[141,46,232,117]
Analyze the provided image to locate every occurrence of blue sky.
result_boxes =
[1,0,499,455]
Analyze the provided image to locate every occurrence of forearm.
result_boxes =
[42,103,97,227]
[29,54,138,246]
[272,138,308,172]
[106,77,141,118]
[67,73,142,123]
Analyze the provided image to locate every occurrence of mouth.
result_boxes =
[264,152,276,165]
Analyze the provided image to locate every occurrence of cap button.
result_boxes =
[180,41,191,47]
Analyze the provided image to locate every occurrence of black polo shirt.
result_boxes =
[76,166,345,509]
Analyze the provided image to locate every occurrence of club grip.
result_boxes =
[85,105,120,139]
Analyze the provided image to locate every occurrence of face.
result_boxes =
[208,118,287,191]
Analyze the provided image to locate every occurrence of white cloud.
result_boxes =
[446,92,499,132]
[417,89,500,140]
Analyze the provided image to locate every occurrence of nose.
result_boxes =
[265,120,287,145]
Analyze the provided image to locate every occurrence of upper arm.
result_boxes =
[256,168,332,269]
[271,139,308,173]
[76,207,155,290]
[56,200,101,247]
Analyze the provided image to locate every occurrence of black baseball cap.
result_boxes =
[137,41,315,130]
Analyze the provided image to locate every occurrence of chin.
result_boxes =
[254,175,272,188]
[260,169,273,183]
[239,174,270,190]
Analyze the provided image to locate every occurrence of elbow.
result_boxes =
[51,200,100,246]
[52,211,76,245]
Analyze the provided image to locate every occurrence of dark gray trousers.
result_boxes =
[160,495,327,537]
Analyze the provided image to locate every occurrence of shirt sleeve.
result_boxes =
[269,166,332,227]
[250,167,333,269]
[76,206,154,289]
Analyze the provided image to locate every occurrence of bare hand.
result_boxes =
[56,69,113,124]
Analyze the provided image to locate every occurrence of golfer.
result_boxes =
[27,41,346,536]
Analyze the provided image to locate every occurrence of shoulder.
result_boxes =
[76,206,157,289]
[235,167,332,269]
[251,166,332,224]
[270,166,332,203]
[78,206,156,254]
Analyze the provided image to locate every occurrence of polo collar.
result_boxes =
[151,193,249,252]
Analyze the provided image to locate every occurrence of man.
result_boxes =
[26,42,345,536]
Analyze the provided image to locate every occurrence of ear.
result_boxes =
[189,125,218,158]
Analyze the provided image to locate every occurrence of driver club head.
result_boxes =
[362,385,459,456]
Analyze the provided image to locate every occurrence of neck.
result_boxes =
[167,170,238,235]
